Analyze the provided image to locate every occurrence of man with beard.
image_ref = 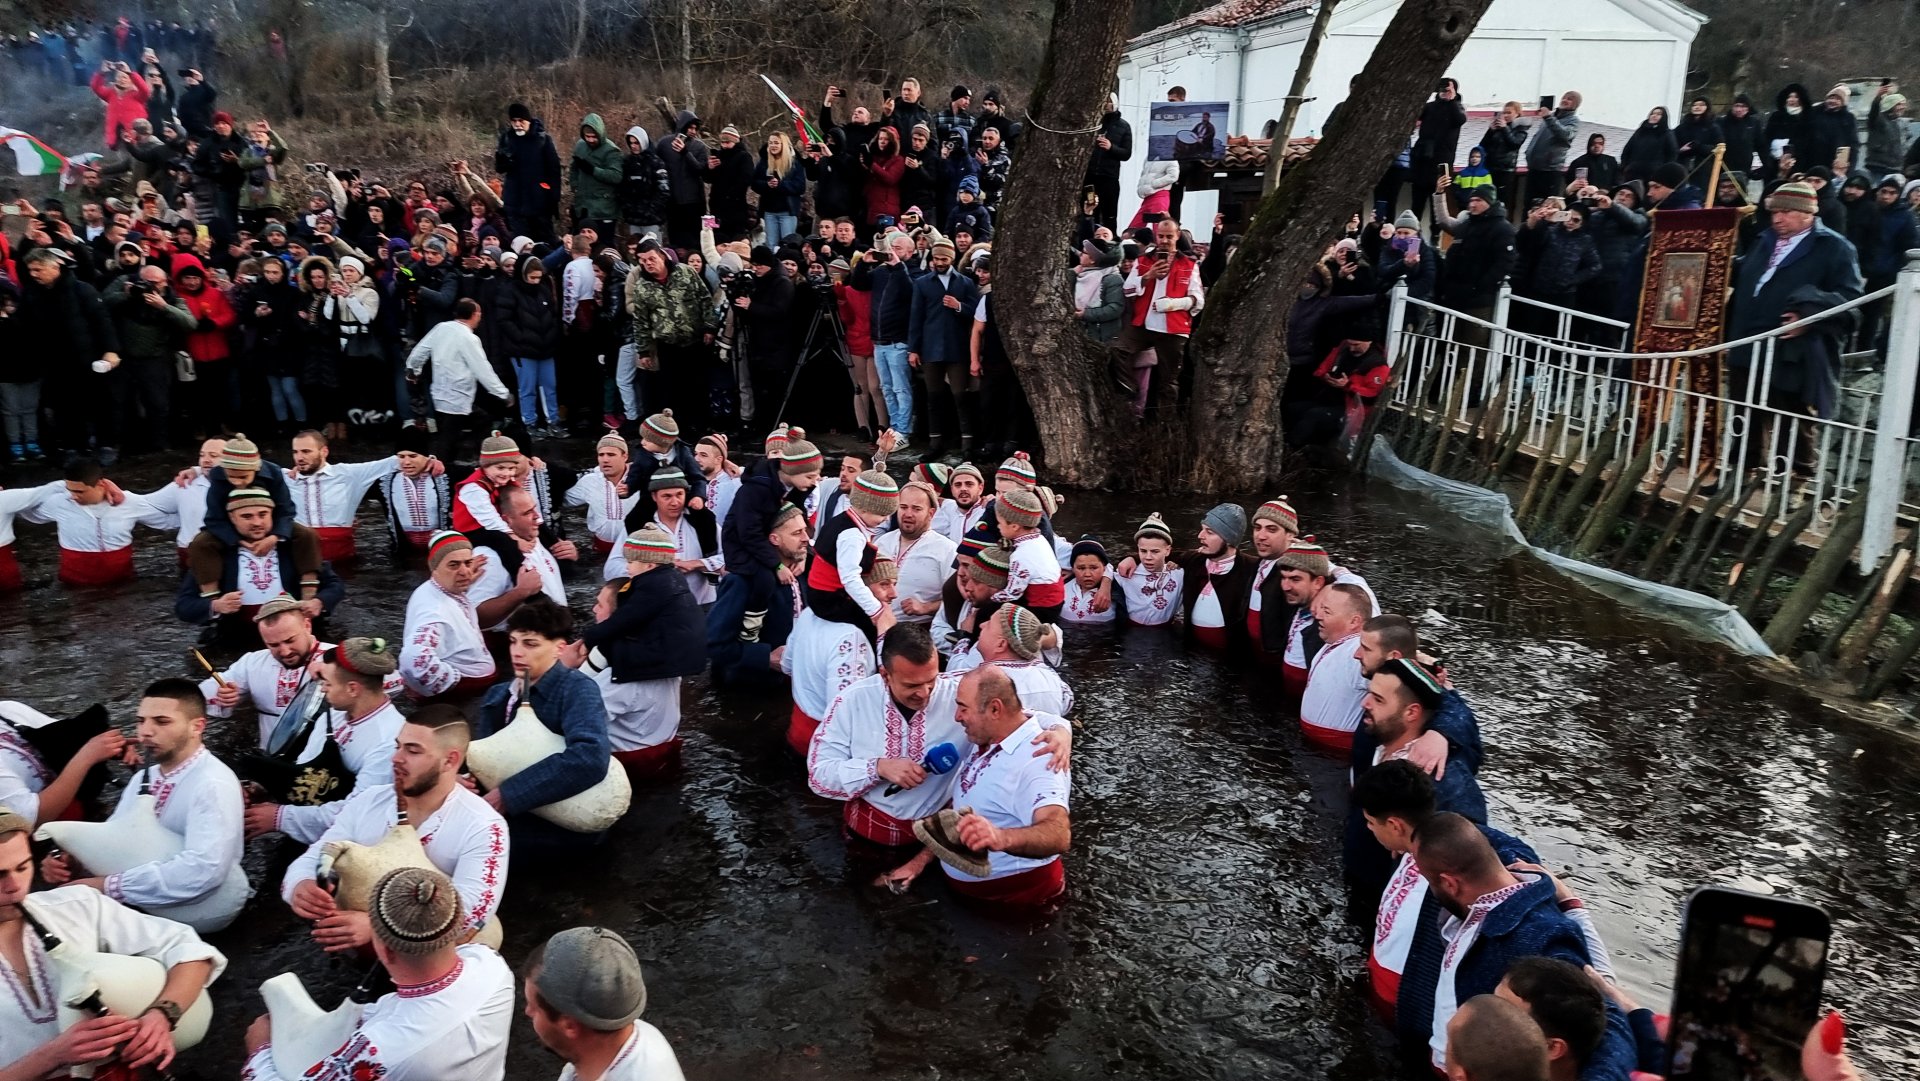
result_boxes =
[945,604,1072,716]
[401,531,498,699]
[566,431,641,567]
[282,706,507,955]
[939,461,987,543]
[709,503,810,687]
[199,594,330,749]
[1245,497,1300,662]
[1275,537,1376,701]
[736,246,797,419]
[625,237,713,429]
[0,805,224,1078]
[1120,503,1257,653]
[286,429,437,563]
[244,637,408,845]
[41,679,247,933]
[173,488,345,642]
[496,102,563,243]
[878,479,957,625]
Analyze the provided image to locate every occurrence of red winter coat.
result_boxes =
[171,254,237,361]
[864,152,905,225]
[835,280,873,356]
[90,70,151,147]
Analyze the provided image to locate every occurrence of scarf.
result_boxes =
[1073,265,1108,311]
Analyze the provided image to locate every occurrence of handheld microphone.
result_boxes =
[884,741,961,795]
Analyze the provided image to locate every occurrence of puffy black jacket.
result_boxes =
[707,142,756,221]
[12,273,118,384]
[1621,120,1678,173]
[1585,193,1648,281]
[618,127,670,227]
[1437,210,1517,310]
[722,460,806,574]
[582,565,708,682]
[1479,119,1528,173]
[1761,84,1816,178]
[1720,99,1766,176]
[1674,114,1723,170]
[1525,223,1602,297]
[809,130,865,222]
[496,263,561,359]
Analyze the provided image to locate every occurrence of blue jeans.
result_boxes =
[267,376,307,422]
[762,212,798,246]
[513,357,558,425]
[873,342,913,435]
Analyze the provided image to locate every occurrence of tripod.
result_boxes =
[773,297,852,426]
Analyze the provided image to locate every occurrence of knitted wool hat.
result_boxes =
[1650,162,1688,191]
[328,636,398,678]
[370,866,464,956]
[1203,502,1248,547]
[220,433,261,472]
[764,423,791,453]
[931,237,956,256]
[0,806,28,841]
[1275,536,1331,578]
[1380,656,1445,710]
[253,594,304,622]
[648,468,690,492]
[963,546,1012,588]
[1394,209,1420,231]
[479,430,522,464]
[426,530,473,570]
[1134,511,1174,546]
[227,487,275,511]
[771,503,807,531]
[1069,536,1108,565]
[950,462,984,485]
[1253,497,1300,535]
[862,557,899,586]
[993,604,1044,660]
[997,487,1044,529]
[912,461,952,492]
[640,410,679,444]
[779,438,824,477]
[1767,180,1820,215]
[996,451,1037,485]
[698,433,728,456]
[1033,485,1062,519]
[623,525,677,565]
[596,431,629,454]
[534,927,648,1032]
[848,470,901,519]
[956,518,996,562]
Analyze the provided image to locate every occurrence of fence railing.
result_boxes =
[1380,250,1920,572]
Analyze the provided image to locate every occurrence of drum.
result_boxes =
[239,678,350,806]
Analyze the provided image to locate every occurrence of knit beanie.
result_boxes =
[1203,502,1248,547]
[771,503,807,531]
[1651,162,1688,191]
[950,462,984,486]
[220,433,261,472]
[964,546,1012,588]
[1134,511,1174,546]
[1253,497,1299,535]
[1033,485,1062,519]
[1766,180,1820,215]
[1393,209,1419,231]
[508,102,533,121]
[779,438,824,477]
[533,927,648,1032]
[1275,536,1331,578]
[426,530,473,570]
[957,517,997,562]
[622,525,677,565]
[763,423,791,454]
[227,487,275,512]
[328,636,398,678]
[370,866,464,956]
[997,487,1044,529]
[253,594,304,622]
[1069,536,1108,565]
[931,236,956,256]
[862,557,899,586]
[1828,83,1852,102]
[912,461,952,492]
[993,604,1044,660]
[596,431,629,454]
[996,450,1037,486]
[848,470,901,519]
[479,430,522,465]
[640,409,679,445]
[648,468,690,492]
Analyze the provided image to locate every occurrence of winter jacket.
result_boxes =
[178,79,217,137]
[1479,118,1528,173]
[898,146,940,219]
[234,276,302,372]
[1761,84,1816,179]
[722,460,807,574]
[1525,223,1602,298]
[13,271,118,384]
[494,116,563,220]
[1673,113,1723,172]
[743,265,796,365]
[756,153,808,217]
[1075,266,1126,342]
[473,665,612,824]
[834,280,874,355]
[1586,193,1649,281]
[1866,94,1911,178]
[236,130,289,212]
[808,130,865,223]
[1525,109,1580,172]
[624,262,710,353]
[90,70,151,147]
[1727,222,1863,374]
[1719,99,1766,176]
[1285,290,1375,366]
[171,254,235,361]
[855,257,918,343]
[1868,200,1920,281]
[658,111,709,209]
[497,258,562,358]
[1566,152,1620,193]
[933,105,975,150]
[143,69,177,131]
[1375,240,1438,302]
[1806,101,1862,174]
[885,100,933,150]
[906,267,980,364]
[1084,110,1133,181]
[582,563,708,682]
[617,126,671,227]
[1432,199,1517,310]
[191,128,248,194]
[1621,118,1678,174]
[1413,95,1468,168]
[567,113,624,222]
[104,274,197,359]
[862,147,905,223]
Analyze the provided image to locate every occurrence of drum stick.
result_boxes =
[193,649,228,687]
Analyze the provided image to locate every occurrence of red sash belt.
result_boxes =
[787,704,821,757]
[59,547,134,587]
[945,858,1066,907]
[402,530,435,551]
[1020,579,1065,607]
[613,738,683,781]
[1299,718,1356,755]
[1281,662,1308,700]
[843,799,917,847]
[1366,951,1401,1024]
[315,526,357,563]
[0,545,20,592]
[1189,623,1228,651]
[592,537,615,555]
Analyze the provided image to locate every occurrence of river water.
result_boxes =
[2,445,1916,1080]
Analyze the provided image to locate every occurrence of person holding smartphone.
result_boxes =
[1525,91,1584,209]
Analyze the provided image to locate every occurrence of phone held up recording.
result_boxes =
[1666,887,1830,1081]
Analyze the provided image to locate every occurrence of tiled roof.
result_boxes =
[1133,0,1314,43]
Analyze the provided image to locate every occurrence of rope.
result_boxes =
[1020,108,1104,137]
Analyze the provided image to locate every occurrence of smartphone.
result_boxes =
[1539,94,1556,110]
[1439,163,1451,177]
[1575,167,1589,183]
[1666,887,1830,1081]
[701,215,718,229]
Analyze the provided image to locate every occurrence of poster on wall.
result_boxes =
[1148,101,1228,161]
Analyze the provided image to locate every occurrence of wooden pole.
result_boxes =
[1761,487,1870,655]
[1836,547,1915,675]
[1732,497,1819,617]
[1546,419,1623,542]
[1514,414,1569,523]
[1571,426,1659,561]
[1264,0,1342,195]
[1637,469,1712,579]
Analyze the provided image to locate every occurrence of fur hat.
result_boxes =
[479,430,522,465]
[622,525,678,565]
[1253,497,1299,535]
[997,487,1044,529]
[427,530,473,570]
[1134,511,1174,546]
[993,604,1044,660]
[640,409,679,444]
[219,433,261,472]
[370,866,465,956]
[1275,536,1331,578]
[848,470,901,519]
[996,451,1037,486]
[1767,180,1820,215]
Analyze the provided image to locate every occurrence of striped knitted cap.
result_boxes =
[640,409,679,444]
[479,430,522,464]
[957,517,996,562]
[328,636,398,678]
[848,470,900,519]
[993,604,1044,660]
[764,423,792,453]
[1380,656,1445,710]
[623,524,678,565]
[771,503,807,531]
[950,462,984,485]
[962,546,1012,588]
[996,450,1037,485]
[912,462,952,492]
[1254,496,1299,535]
[649,468,690,492]
[862,557,899,586]
[1275,536,1330,578]
[227,486,275,511]
[779,438,824,477]
[1134,511,1174,546]
[996,487,1044,529]
[596,431,629,454]
[220,433,261,472]
[427,530,473,570]
[1766,180,1819,216]
[1033,485,1062,518]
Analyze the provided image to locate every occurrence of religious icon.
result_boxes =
[1652,253,1707,329]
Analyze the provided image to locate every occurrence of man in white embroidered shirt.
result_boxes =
[201,595,326,750]
[0,806,225,1079]
[933,665,1071,908]
[522,926,688,1081]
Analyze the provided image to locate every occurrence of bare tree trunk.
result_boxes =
[1183,0,1495,490]
[369,5,392,117]
[1264,0,1341,195]
[570,0,589,61]
[680,0,696,110]
[989,0,1136,487]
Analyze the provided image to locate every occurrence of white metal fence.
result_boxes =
[1381,253,1920,573]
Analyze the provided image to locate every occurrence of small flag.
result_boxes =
[760,74,826,149]
[0,125,67,177]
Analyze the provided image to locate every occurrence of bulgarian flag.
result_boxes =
[0,126,66,177]
[760,74,826,149]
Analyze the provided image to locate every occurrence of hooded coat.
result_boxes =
[1718,96,1766,176]
[658,110,709,209]
[497,256,562,359]
[1620,111,1678,174]
[568,113,624,222]
[171,252,235,361]
[495,112,563,220]
[89,69,151,147]
[1673,105,1723,172]
[1866,93,1911,178]
[1761,84,1816,179]
[618,126,670,228]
